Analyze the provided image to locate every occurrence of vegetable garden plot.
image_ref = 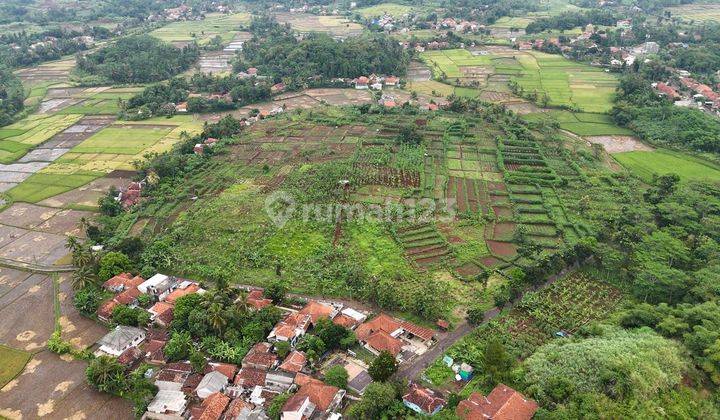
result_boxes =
[396,224,453,269]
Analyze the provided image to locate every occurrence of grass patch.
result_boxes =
[613,149,720,183]
[0,345,31,389]
[150,12,251,45]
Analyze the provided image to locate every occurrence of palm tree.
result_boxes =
[65,236,81,254]
[207,303,227,335]
[72,246,94,269]
[72,266,98,290]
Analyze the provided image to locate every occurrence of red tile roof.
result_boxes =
[103,273,144,291]
[299,301,336,324]
[197,392,230,420]
[332,314,358,329]
[118,346,142,366]
[456,384,539,420]
[164,283,200,305]
[403,384,446,415]
[355,313,401,342]
[357,76,369,84]
[399,320,435,341]
[242,342,278,370]
[234,367,267,388]
[366,330,403,356]
[114,287,141,305]
[206,362,238,381]
[283,381,341,413]
[150,301,173,317]
[97,299,118,320]
[225,398,252,419]
[145,339,167,363]
[247,289,273,310]
[279,351,306,373]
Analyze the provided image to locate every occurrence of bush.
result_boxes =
[98,251,132,281]
[324,365,349,389]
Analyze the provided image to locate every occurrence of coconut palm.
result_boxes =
[207,303,227,335]
[71,265,98,290]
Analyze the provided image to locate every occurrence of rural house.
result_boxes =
[147,389,187,417]
[455,384,539,420]
[189,391,230,420]
[195,371,229,399]
[281,380,345,420]
[97,325,146,356]
[403,383,446,416]
[242,342,279,370]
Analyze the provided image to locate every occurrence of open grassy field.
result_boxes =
[421,48,618,113]
[274,12,364,37]
[613,149,720,183]
[150,12,251,45]
[666,4,720,22]
[524,111,634,136]
[0,345,31,389]
[0,114,83,163]
[6,116,203,203]
[489,16,536,29]
[356,2,419,18]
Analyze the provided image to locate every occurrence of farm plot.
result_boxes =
[666,4,720,22]
[6,117,202,203]
[150,12,251,46]
[356,2,420,18]
[14,58,75,86]
[273,12,364,38]
[443,271,623,372]
[523,110,633,136]
[0,345,31,390]
[0,114,84,163]
[613,149,720,183]
[420,49,618,112]
[396,223,453,269]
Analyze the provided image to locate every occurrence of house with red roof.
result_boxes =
[655,82,680,100]
[102,273,144,293]
[456,384,539,420]
[281,380,345,419]
[279,350,307,373]
[190,391,230,420]
[246,289,273,310]
[268,312,312,344]
[355,313,435,360]
[242,342,279,370]
[164,281,203,305]
[355,76,369,89]
[299,300,338,324]
[233,367,267,390]
[403,383,446,416]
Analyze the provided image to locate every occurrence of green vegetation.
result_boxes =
[613,150,720,183]
[0,345,31,389]
[0,66,24,125]
[150,12,251,45]
[421,49,618,112]
[524,111,634,136]
[355,3,417,18]
[76,35,200,84]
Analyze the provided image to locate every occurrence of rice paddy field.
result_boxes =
[665,4,720,22]
[6,116,203,203]
[421,48,618,113]
[356,2,421,18]
[0,345,31,389]
[150,12,252,45]
[273,12,364,37]
[523,111,634,136]
[0,114,83,163]
[613,149,720,183]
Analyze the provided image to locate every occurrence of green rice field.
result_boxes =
[421,49,618,113]
[150,12,251,44]
[0,114,83,163]
[524,111,634,136]
[356,2,418,18]
[613,149,720,183]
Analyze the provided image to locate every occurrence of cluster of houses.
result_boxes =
[398,381,539,418]
[94,271,461,418]
[97,272,206,324]
[652,75,720,113]
[351,74,399,90]
[7,35,94,53]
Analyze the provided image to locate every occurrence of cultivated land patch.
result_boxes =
[666,4,720,22]
[356,2,421,18]
[585,135,653,153]
[13,58,75,86]
[0,345,30,390]
[6,116,202,204]
[273,12,364,38]
[613,149,720,183]
[150,12,251,46]
[421,48,618,113]
[523,110,634,136]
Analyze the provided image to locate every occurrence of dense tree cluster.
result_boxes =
[0,27,111,69]
[0,66,24,126]
[76,35,199,84]
[525,10,617,33]
[612,74,720,154]
[234,16,409,86]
